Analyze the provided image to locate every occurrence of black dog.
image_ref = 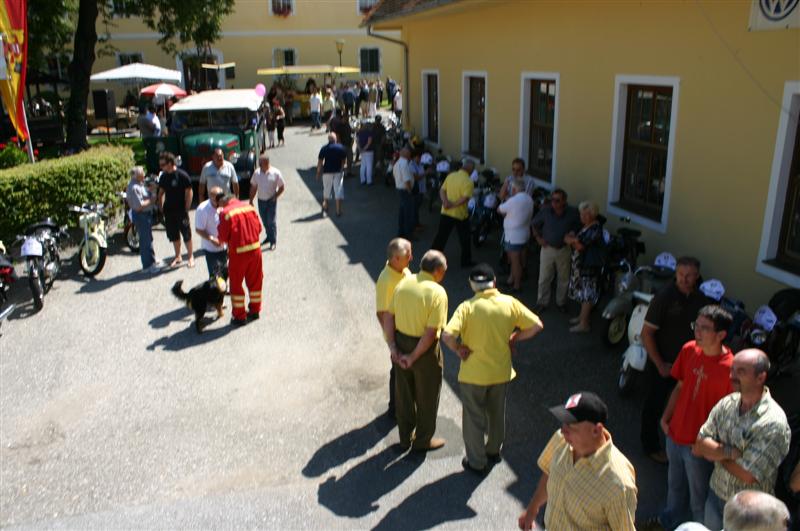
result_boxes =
[171,267,228,333]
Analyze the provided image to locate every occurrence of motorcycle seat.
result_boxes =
[617,227,642,239]
[25,219,60,235]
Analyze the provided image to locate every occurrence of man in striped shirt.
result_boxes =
[518,392,638,530]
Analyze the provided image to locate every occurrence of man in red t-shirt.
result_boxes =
[655,305,734,529]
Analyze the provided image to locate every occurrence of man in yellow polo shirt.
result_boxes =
[518,392,638,531]
[431,159,475,267]
[383,249,448,451]
[441,263,543,473]
[375,237,413,419]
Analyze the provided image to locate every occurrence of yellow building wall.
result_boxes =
[401,0,800,308]
[94,0,404,89]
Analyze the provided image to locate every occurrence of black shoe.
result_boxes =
[230,318,247,327]
[486,453,502,464]
[247,313,260,322]
[461,457,487,475]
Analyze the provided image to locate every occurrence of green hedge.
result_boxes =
[0,146,134,243]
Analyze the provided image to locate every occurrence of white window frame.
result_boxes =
[116,51,144,66]
[175,48,225,89]
[356,0,379,15]
[421,69,440,146]
[519,72,560,190]
[271,47,298,68]
[358,46,381,76]
[461,70,488,164]
[606,74,680,234]
[268,0,295,16]
[756,80,800,287]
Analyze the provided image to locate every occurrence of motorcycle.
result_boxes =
[0,240,17,329]
[16,218,68,311]
[468,168,501,247]
[70,202,110,277]
[601,252,674,346]
[615,253,677,396]
[118,191,139,252]
[599,218,647,299]
[427,156,451,212]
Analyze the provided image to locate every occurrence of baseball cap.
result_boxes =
[469,263,495,283]
[549,392,608,425]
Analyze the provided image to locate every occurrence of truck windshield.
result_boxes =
[170,109,255,132]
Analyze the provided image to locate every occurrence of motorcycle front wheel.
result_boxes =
[80,238,107,277]
[125,223,140,252]
[618,365,636,397]
[603,315,628,346]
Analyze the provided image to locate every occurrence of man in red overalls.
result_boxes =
[217,193,263,326]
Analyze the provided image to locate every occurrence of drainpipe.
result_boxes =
[367,25,409,127]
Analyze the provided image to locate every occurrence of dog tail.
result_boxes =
[171,281,189,302]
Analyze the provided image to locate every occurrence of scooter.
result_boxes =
[70,202,110,277]
[16,218,68,311]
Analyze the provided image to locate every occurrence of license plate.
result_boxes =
[20,238,43,257]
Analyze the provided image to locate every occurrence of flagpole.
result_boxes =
[20,103,34,162]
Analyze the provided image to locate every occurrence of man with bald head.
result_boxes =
[316,132,347,217]
[431,159,475,268]
[200,147,239,202]
[724,490,790,531]
[694,349,791,530]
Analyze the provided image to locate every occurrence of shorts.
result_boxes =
[322,172,344,200]
[504,241,526,252]
[165,211,191,242]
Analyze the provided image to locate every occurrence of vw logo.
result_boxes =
[759,0,799,21]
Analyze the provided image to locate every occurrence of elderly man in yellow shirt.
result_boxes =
[441,263,543,473]
[382,249,448,452]
[518,392,638,531]
[431,159,475,268]
[375,238,413,419]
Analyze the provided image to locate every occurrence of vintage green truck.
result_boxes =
[143,89,266,199]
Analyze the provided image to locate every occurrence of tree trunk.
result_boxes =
[65,0,98,151]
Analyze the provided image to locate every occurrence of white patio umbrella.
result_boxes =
[90,63,182,84]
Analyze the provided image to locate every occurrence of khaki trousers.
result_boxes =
[394,331,443,449]
[460,382,508,469]
[537,245,571,306]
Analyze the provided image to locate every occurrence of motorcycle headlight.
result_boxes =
[750,329,767,346]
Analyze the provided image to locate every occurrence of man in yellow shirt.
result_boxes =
[375,238,413,419]
[383,250,448,451]
[441,263,543,473]
[431,159,475,267]
[518,392,638,531]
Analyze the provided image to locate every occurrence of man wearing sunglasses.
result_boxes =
[531,188,580,313]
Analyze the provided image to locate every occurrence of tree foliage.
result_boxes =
[27,0,77,73]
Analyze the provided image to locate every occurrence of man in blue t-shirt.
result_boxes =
[316,133,347,217]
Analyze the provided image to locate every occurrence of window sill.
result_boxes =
[756,260,800,288]
[607,201,667,234]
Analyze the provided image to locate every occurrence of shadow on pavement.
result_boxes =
[148,306,193,329]
[317,446,425,517]
[303,414,396,478]
[145,318,234,351]
[372,470,486,530]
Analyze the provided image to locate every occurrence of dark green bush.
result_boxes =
[0,146,133,242]
[0,144,29,169]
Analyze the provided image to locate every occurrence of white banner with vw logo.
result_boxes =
[749,0,800,30]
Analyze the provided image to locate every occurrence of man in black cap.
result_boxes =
[518,391,638,530]
[441,263,543,473]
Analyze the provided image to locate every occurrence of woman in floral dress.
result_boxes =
[565,201,604,333]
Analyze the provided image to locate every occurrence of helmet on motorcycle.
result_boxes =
[654,252,677,271]
[753,305,778,332]
[420,152,434,165]
[699,279,725,301]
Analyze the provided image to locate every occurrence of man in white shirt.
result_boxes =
[393,86,403,122]
[249,154,285,250]
[498,178,534,292]
[199,148,239,202]
[195,185,227,277]
[309,89,322,131]
[393,147,414,239]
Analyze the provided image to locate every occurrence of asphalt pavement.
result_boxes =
[0,121,667,529]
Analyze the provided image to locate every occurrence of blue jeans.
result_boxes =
[258,197,277,244]
[205,249,227,278]
[132,210,155,269]
[661,436,714,529]
[311,111,321,129]
[397,189,415,239]
[704,488,726,531]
